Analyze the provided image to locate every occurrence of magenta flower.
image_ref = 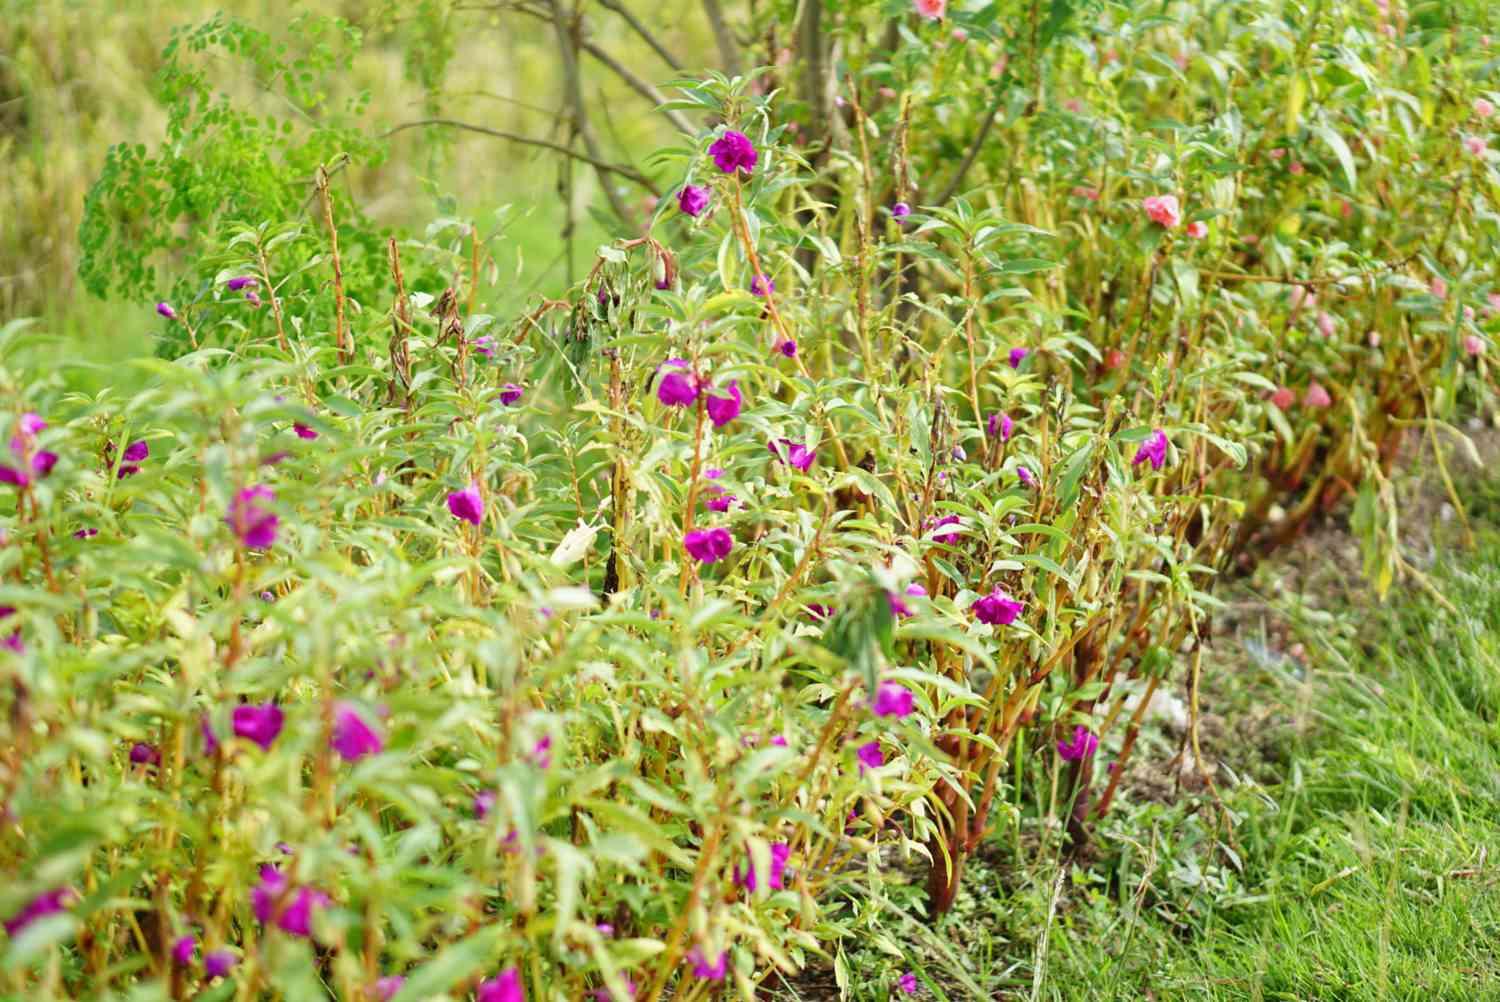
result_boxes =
[3,888,72,937]
[1008,347,1029,368]
[683,527,734,564]
[293,423,318,441]
[531,734,553,769]
[806,604,835,621]
[657,359,699,407]
[226,276,257,292]
[856,740,884,772]
[201,714,221,756]
[1270,387,1295,410]
[477,968,526,1002]
[972,588,1023,626]
[897,972,919,994]
[1132,429,1169,470]
[929,514,962,544]
[678,184,710,217]
[708,130,757,175]
[687,948,729,981]
[872,681,915,718]
[17,413,45,438]
[130,742,161,766]
[775,338,797,357]
[0,466,29,488]
[500,383,524,406]
[31,451,57,477]
[72,527,98,540]
[888,583,925,618]
[331,703,384,761]
[705,380,742,428]
[734,841,791,891]
[703,487,737,512]
[232,703,284,751]
[123,440,149,462]
[1057,725,1098,761]
[227,486,278,548]
[768,438,815,471]
[1142,194,1182,228]
[750,275,775,298]
[474,789,497,819]
[1017,466,1036,488]
[892,202,911,223]
[253,867,329,938]
[172,935,196,966]
[204,950,237,979]
[447,482,484,526]
[472,335,495,359]
[156,302,177,320]
[375,976,405,1001]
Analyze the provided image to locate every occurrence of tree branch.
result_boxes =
[578,35,695,135]
[596,0,684,71]
[546,0,635,223]
[381,118,659,196]
[935,91,1005,206]
[701,0,743,77]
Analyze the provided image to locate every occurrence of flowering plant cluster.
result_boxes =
[5,0,1498,998]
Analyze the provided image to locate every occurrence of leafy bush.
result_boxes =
[4,0,1498,999]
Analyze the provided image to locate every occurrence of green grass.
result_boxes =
[819,511,1500,1001]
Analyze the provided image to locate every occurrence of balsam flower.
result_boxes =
[447,482,484,526]
[232,703,284,751]
[171,935,196,966]
[929,514,962,545]
[500,383,524,406]
[130,742,161,766]
[293,423,318,440]
[1132,429,1169,470]
[856,740,884,772]
[1476,97,1494,118]
[227,486,278,548]
[677,184,710,217]
[683,527,734,564]
[888,583,925,619]
[4,888,73,937]
[1142,194,1182,228]
[656,360,699,407]
[1185,220,1208,239]
[768,439,815,471]
[892,202,911,222]
[1465,334,1485,356]
[708,130,757,175]
[688,948,728,981]
[204,950,237,979]
[734,842,791,891]
[156,302,177,320]
[251,866,327,938]
[898,972,919,995]
[1465,135,1488,157]
[1057,725,1099,761]
[914,0,946,19]
[226,276,257,292]
[705,380,742,427]
[374,976,406,1001]
[750,275,775,298]
[872,681,915,718]
[972,588,1023,626]
[331,703,384,761]
[478,967,526,1002]
[1017,466,1036,488]
[1303,381,1332,408]
[1008,347,1029,368]
[775,338,798,358]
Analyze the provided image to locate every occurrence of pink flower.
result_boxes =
[1288,161,1305,175]
[293,423,318,440]
[678,185,710,217]
[913,0,946,19]
[1008,347,1029,368]
[1270,387,1296,410]
[1132,429,1169,470]
[472,335,495,359]
[531,735,553,769]
[1269,147,1286,161]
[374,976,405,1001]
[705,380,742,428]
[1476,97,1494,118]
[478,967,526,1002]
[1185,220,1208,239]
[888,583,925,619]
[1465,135,1488,157]
[708,131,757,175]
[1071,186,1101,201]
[972,588,1023,626]
[1489,292,1500,316]
[929,514,962,544]
[856,740,884,772]
[474,789,497,819]
[1465,334,1484,357]
[4,888,73,936]
[123,440,148,462]
[129,742,160,766]
[226,276,257,292]
[872,681,914,718]
[232,703,285,750]
[1431,276,1448,300]
[204,950,237,979]
[1057,725,1098,761]
[1063,98,1083,113]
[656,359,699,407]
[683,527,734,564]
[1303,381,1332,408]
[898,972,919,994]
[768,438,815,471]
[331,703,384,761]
[156,302,177,320]
[1290,286,1316,312]
[252,867,327,938]
[447,482,484,526]
[750,275,775,298]
[734,842,791,891]
[227,486,278,548]
[688,948,728,981]
[500,383,524,405]
[1316,312,1336,338]
[172,935,196,966]
[1141,194,1181,228]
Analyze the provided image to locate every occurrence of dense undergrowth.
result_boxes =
[4,0,1500,999]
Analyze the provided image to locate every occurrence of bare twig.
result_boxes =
[546,0,635,223]
[382,118,658,195]
[701,0,742,76]
[936,91,1005,206]
[576,35,695,134]
[596,0,683,70]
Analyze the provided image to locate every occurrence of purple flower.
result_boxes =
[157,302,177,320]
[260,450,290,466]
[892,202,911,222]
[734,841,791,891]
[375,976,406,1001]
[988,413,1012,441]
[130,742,161,766]
[477,967,526,1002]
[1017,466,1035,488]
[227,486,278,549]
[708,130,758,175]
[750,274,775,298]
[245,291,263,308]
[806,604,835,621]
[500,383,524,406]
[72,527,98,540]
[1057,725,1098,762]
[705,380,742,428]
[204,949,237,979]
[872,681,915,718]
[332,703,384,761]
[687,948,729,981]
[775,338,797,358]
[226,276,258,292]
[657,360,699,407]
[683,527,734,564]
[474,789,497,819]
[171,935,196,966]
[929,515,961,545]
[703,488,737,512]
[897,972,919,994]
[531,734,553,769]
[768,438,815,471]
[1008,347,1029,368]
[678,184,710,217]
[293,423,318,441]
[18,413,45,438]
[1132,429,1169,470]
[3,888,72,937]
[447,482,484,526]
[232,703,284,751]
[201,714,220,756]
[123,440,149,462]
[972,588,1023,626]
[856,740,884,772]
[2,630,23,654]
[888,583,925,618]
[252,867,326,937]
